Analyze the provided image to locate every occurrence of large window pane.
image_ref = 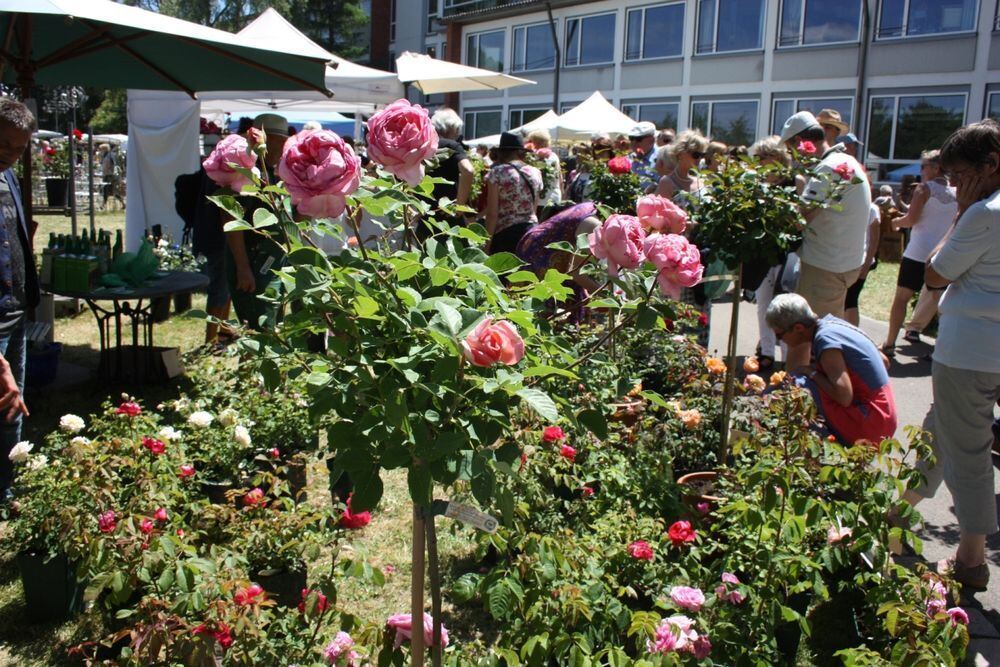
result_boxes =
[580,14,616,64]
[772,100,796,134]
[524,24,555,70]
[711,101,758,146]
[477,31,504,72]
[988,94,1000,121]
[867,97,895,160]
[512,28,525,71]
[643,4,685,59]
[907,0,977,35]
[696,0,716,53]
[796,98,853,128]
[465,35,475,66]
[626,9,643,60]
[803,0,861,43]
[632,103,680,130]
[779,0,803,46]
[893,95,965,159]
[565,19,581,66]
[466,110,501,139]
[878,0,905,37]
[691,102,710,133]
[717,0,764,51]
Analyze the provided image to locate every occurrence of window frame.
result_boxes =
[511,21,557,73]
[390,0,397,42]
[770,95,855,135]
[465,28,506,72]
[987,91,1000,119]
[689,98,760,143]
[509,107,550,130]
[621,99,681,130]
[777,0,862,48]
[875,0,980,41]
[463,107,504,140]
[695,0,766,55]
[624,1,686,62]
[865,91,968,164]
[564,11,618,68]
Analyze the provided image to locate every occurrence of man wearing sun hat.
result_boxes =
[779,111,871,371]
[629,121,658,190]
[816,109,849,148]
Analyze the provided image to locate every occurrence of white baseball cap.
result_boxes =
[779,111,822,143]
[629,121,656,138]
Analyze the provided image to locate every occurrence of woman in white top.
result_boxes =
[525,129,562,209]
[880,150,957,356]
[655,129,708,206]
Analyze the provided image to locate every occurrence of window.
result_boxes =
[509,108,548,130]
[427,0,439,33]
[625,2,685,61]
[565,13,616,66]
[513,22,556,72]
[771,97,854,135]
[690,100,759,146]
[876,0,978,39]
[466,30,505,72]
[390,0,397,42]
[867,93,965,180]
[463,109,502,139]
[988,92,1000,120]
[697,0,765,54]
[779,0,862,46]
[622,101,680,130]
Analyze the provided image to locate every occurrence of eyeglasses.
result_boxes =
[945,164,976,181]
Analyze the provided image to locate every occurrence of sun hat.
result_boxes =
[816,109,849,135]
[835,132,864,147]
[629,121,656,138]
[779,111,822,143]
[253,113,290,137]
[498,131,525,150]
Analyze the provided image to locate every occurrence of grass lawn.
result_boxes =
[858,260,900,323]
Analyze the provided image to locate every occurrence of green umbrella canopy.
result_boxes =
[0,0,332,96]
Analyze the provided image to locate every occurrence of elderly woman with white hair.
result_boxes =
[654,129,708,205]
[414,108,474,239]
[766,293,897,445]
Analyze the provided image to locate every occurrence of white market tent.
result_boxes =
[550,92,636,142]
[396,51,535,95]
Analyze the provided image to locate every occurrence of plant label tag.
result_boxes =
[444,502,498,533]
[259,255,276,275]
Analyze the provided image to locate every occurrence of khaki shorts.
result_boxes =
[796,262,861,319]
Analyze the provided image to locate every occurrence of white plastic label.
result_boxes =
[444,502,498,533]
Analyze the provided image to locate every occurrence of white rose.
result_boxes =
[218,408,239,427]
[8,441,33,463]
[59,414,86,433]
[158,426,183,442]
[70,436,91,447]
[173,398,190,412]
[232,424,252,447]
[26,454,49,471]
[188,411,214,428]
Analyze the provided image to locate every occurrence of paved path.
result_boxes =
[708,299,1000,666]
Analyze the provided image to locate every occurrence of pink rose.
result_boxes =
[670,586,704,612]
[946,607,969,626]
[461,318,525,367]
[668,520,696,547]
[541,426,565,442]
[234,583,265,606]
[277,129,361,219]
[581,485,594,497]
[691,635,712,659]
[179,464,195,478]
[139,518,154,535]
[154,507,169,522]
[636,195,688,234]
[202,134,259,192]
[607,156,632,175]
[323,631,360,665]
[797,140,817,155]
[627,539,654,561]
[716,572,746,604]
[243,488,266,508]
[386,612,449,649]
[366,99,439,186]
[647,615,698,654]
[98,510,117,534]
[536,147,552,159]
[926,597,946,617]
[833,162,855,180]
[826,525,852,545]
[696,502,711,516]
[588,214,646,277]
[559,444,577,461]
[642,233,703,299]
[269,447,280,459]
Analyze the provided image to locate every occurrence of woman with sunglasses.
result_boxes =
[879,150,957,357]
[654,129,708,205]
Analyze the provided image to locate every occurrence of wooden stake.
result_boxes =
[411,503,426,666]
[718,264,743,463]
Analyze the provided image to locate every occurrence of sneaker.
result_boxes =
[937,557,990,590]
[903,330,921,343]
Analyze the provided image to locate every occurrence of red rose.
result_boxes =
[541,426,565,442]
[72,128,84,141]
[627,539,654,561]
[668,520,696,547]
[298,588,329,613]
[194,622,233,651]
[98,509,116,534]
[698,312,709,327]
[268,447,280,458]
[339,494,372,529]
[796,140,816,155]
[179,464,195,478]
[141,436,166,455]
[243,487,266,508]
[559,444,577,462]
[234,583,265,606]
[607,156,632,174]
[581,485,595,497]
[139,518,154,534]
[116,402,142,417]
[833,163,855,181]
[154,507,168,522]
[520,452,528,470]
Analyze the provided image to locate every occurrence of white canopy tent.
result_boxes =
[551,92,636,143]
[396,51,535,95]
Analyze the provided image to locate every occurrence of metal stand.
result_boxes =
[85,297,156,383]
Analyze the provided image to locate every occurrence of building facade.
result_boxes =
[381,0,1000,180]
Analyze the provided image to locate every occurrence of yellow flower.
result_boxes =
[705,357,727,375]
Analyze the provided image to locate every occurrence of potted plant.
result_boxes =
[40,140,71,207]
[168,405,254,502]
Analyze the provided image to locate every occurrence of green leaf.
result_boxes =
[508,270,539,284]
[516,388,559,422]
[222,219,254,233]
[252,207,278,229]
[407,466,433,507]
[576,408,608,440]
[207,194,244,220]
[456,262,501,287]
[484,252,525,273]
[522,365,580,380]
[350,467,384,511]
[353,295,381,319]
[450,573,482,605]
[434,301,462,337]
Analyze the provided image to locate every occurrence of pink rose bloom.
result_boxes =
[696,502,711,515]
[690,634,713,659]
[833,162,855,180]
[541,426,566,442]
[139,518,154,535]
[366,99,439,186]
[827,525,853,545]
[559,444,577,461]
[647,615,697,654]
[716,572,746,604]
[642,233,703,299]
[536,147,553,159]
[324,631,361,666]
[946,607,969,626]
[588,214,646,277]
[670,586,705,612]
[636,194,688,234]
[581,485,594,497]
[154,507,169,522]
[461,318,525,367]
[179,464,195,478]
[277,130,361,219]
[98,510,117,534]
[386,612,449,649]
[202,134,259,192]
[627,539,654,561]
[797,140,817,155]
[926,597,947,617]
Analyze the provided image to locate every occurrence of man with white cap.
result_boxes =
[779,110,871,367]
[629,121,658,191]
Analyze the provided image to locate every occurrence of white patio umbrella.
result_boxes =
[551,92,636,143]
[395,51,535,95]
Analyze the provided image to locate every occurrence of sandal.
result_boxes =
[937,557,990,591]
[881,344,896,359]
[903,330,921,344]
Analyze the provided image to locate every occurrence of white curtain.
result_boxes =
[125,90,200,250]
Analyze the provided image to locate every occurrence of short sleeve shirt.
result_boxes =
[930,189,1000,373]
[800,148,871,273]
[485,162,542,233]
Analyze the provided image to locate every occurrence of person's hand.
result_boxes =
[0,363,28,423]
[235,264,256,293]
[955,171,990,211]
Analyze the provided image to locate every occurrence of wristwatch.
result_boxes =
[808,369,819,380]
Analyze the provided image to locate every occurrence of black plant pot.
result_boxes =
[16,551,84,622]
[283,455,308,502]
[201,479,235,504]
[45,178,68,207]
[326,458,354,505]
[173,292,192,315]
[775,591,812,664]
[255,567,307,608]
[151,296,171,323]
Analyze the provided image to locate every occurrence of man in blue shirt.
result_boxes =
[0,98,39,501]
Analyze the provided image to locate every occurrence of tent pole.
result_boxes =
[68,122,77,236]
[88,125,96,235]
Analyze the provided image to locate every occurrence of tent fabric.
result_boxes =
[195,8,402,111]
[551,92,636,143]
[396,51,535,95]
[125,90,200,251]
[0,0,329,93]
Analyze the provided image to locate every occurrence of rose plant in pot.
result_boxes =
[165,401,255,503]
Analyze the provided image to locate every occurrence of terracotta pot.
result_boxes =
[676,471,725,511]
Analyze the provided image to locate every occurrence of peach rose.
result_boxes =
[636,194,688,234]
[678,409,701,429]
[277,129,361,219]
[588,214,646,277]
[744,374,766,392]
[461,318,525,367]
[366,99,439,186]
[202,134,259,192]
[769,371,787,386]
[705,357,726,375]
[743,357,759,373]
[642,233,704,299]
